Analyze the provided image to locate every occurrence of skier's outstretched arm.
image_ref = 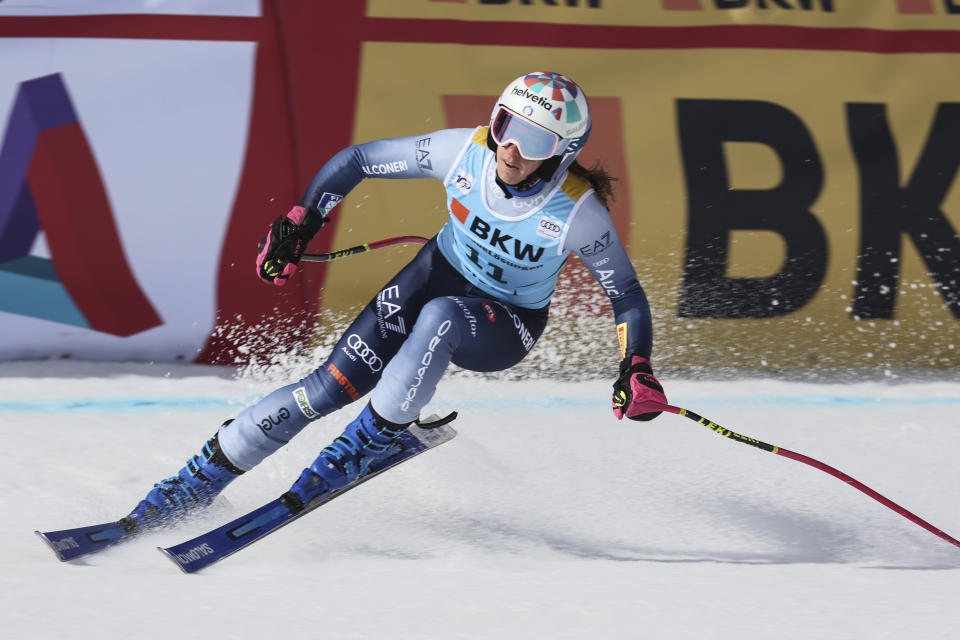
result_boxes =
[256,128,474,285]
[564,196,667,421]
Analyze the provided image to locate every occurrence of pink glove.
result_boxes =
[256,206,310,286]
[612,356,667,421]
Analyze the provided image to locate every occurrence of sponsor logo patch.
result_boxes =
[537,215,563,240]
[454,169,475,195]
[317,192,343,214]
[293,386,319,419]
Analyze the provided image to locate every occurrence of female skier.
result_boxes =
[125,71,668,527]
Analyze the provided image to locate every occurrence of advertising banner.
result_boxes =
[1,1,957,371]
[369,0,960,30]
[0,35,254,360]
[326,2,960,370]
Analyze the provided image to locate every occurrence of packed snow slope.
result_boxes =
[1,360,958,639]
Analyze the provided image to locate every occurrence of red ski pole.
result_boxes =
[662,404,960,550]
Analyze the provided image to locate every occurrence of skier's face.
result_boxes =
[496,143,543,186]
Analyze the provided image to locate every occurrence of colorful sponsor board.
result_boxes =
[0,36,254,360]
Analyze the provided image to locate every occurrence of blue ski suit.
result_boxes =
[218,126,654,470]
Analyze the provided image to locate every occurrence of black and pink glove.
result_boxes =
[612,355,667,421]
[256,206,317,286]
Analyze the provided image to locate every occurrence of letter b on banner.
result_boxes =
[676,99,828,318]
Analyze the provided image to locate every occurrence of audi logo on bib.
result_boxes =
[347,334,383,372]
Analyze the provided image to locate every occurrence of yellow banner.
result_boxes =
[320,41,960,370]
[368,0,960,31]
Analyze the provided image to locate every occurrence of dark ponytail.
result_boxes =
[569,160,617,209]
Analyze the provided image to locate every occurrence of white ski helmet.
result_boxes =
[489,71,592,181]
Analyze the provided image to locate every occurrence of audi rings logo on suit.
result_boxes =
[343,334,383,372]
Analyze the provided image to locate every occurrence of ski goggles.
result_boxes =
[490,106,570,160]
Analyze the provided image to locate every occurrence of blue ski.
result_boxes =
[36,521,133,561]
[158,419,457,574]
[36,496,235,562]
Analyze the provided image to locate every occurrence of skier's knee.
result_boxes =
[414,297,463,350]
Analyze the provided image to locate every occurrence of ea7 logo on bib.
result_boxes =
[536,215,562,240]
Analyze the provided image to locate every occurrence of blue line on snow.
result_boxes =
[0,394,959,413]
[0,397,254,413]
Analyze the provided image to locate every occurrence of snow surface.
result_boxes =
[2,360,959,639]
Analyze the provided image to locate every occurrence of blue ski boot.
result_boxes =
[123,429,244,531]
[285,404,409,510]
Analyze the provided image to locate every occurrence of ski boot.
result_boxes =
[122,429,245,532]
[285,404,409,510]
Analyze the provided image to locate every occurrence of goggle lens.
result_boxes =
[490,107,563,160]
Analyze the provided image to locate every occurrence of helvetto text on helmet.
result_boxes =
[511,86,554,111]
